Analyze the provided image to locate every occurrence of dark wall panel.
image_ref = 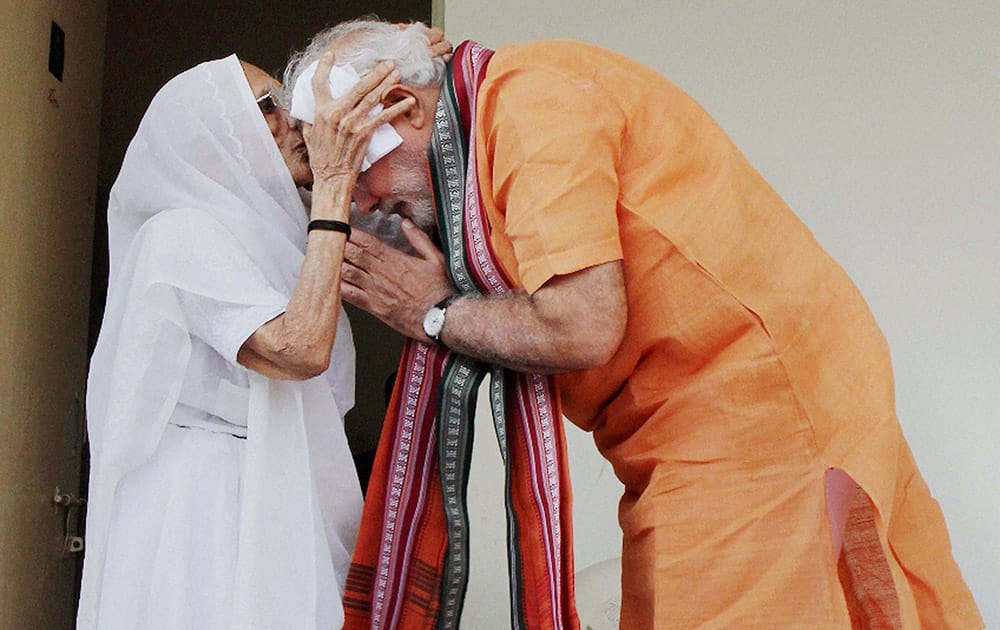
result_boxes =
[99,0,430,191]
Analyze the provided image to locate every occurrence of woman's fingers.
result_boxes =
[361,67,402,113]
[336,66,403,132]
[426,27,453,59]
[426,26,445,46]
[430,41,453,59]
[313,49,395,117]
[338,61,396,112]
[311,51,336,108]
[354,68,404,119]
[365,96,415,131]
[427,28,453,59]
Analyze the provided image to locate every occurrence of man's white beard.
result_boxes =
[349,204,416,253]
[377,144,437,234]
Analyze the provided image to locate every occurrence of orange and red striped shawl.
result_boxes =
[343,41,580,630]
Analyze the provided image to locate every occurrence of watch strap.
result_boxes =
[433,294,458,310]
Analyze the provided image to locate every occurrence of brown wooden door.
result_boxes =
[0,4,107,628]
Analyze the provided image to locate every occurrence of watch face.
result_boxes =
[423,307,446,338]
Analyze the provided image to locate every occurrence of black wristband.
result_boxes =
[307,219,351,239]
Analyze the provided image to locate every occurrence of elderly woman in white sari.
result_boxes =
[77,49,419,629]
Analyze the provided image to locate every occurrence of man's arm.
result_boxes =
[341,220,627,373]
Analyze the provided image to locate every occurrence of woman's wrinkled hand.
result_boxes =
[301,51,415,188]
[425,26,453,61]
[393,23,453,60]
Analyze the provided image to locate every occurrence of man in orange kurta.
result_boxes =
[332,25,983,628]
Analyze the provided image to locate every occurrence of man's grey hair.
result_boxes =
[283,19,446,102]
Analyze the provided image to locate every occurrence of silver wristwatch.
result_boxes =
[422,295,458,342]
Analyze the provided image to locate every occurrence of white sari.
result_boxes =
[78,55,362,630]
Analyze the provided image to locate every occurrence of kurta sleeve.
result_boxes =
[482,62,626,293]
[143,208,290,365]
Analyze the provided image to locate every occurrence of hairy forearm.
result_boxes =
[438,263,627,374]
[439,295,594,373]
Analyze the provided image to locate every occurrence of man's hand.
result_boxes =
[341,219,454,341]
[343,217,627,373]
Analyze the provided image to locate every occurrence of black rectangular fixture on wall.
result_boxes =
[49,21,65,81]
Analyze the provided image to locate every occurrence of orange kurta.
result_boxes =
[472,40,982,628]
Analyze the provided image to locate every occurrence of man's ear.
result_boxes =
[382,85,429,129]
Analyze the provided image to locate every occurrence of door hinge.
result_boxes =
[53,486,86,555]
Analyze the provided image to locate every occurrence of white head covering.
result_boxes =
[79,55,361,629]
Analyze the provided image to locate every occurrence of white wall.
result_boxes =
[444,1,999,627]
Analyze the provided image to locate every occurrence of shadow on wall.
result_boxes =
[575,556,622,630]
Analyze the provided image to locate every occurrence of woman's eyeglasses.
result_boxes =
[256,91,279,115]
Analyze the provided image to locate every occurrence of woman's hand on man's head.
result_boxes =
[425,26,453,61]
[301,51,414,188]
